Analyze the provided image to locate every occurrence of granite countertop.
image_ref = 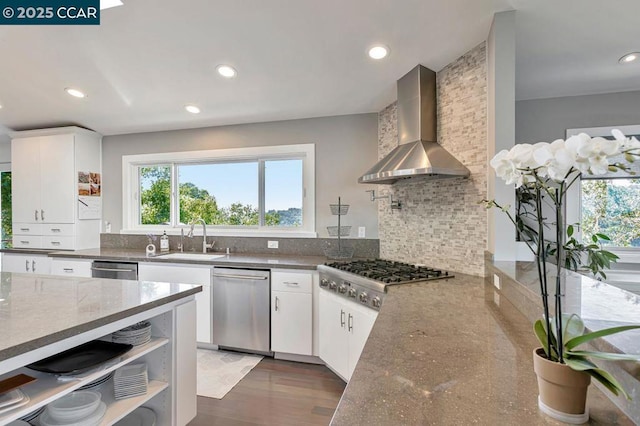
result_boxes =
[332,273,634,425]
[0,272,201,361]
[1,248,328,270]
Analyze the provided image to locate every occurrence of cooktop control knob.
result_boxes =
[348,288,357,298]
[359,292,368,303]
[329,281,338,290]
[372,297,382,308]
[320,278,329,287]
[338,284,347,294]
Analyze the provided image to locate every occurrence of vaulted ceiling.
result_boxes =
[0,0,638,138]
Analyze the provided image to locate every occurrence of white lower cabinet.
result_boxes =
[319,290,377,381]
[138,263,213,345]
[2,253,51,275]
[50,258,93,277]
[270,269,314,356]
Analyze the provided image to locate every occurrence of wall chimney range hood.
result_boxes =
[358,65,470,184]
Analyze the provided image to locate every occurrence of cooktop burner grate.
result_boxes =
[324,259,451,283]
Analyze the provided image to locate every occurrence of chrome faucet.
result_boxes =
[188,218,214,253]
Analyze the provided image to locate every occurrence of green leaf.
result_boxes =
[562,314,585,342]
[586,368,631,400]
[592,235,598,243]
[534,320,550,358]
[564,355,598,371]
[566,325,640,350]
[567,350,640,362]
[595,233,611,241]
[567,225,574,237]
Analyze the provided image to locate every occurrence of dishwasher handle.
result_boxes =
[213,273,269,280]
[91,267,137,273]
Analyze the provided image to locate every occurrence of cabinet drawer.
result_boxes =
[272,270,313,293]
[51,259,92,277]
[42,236,75,250]
[13,235,43,248]
[42,224,75,236]
[13,223,43,235]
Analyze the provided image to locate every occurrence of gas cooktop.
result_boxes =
[323,259,452,284]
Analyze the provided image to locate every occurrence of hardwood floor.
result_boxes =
[189,358,346,426]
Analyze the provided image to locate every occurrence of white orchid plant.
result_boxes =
[484,130,640,398]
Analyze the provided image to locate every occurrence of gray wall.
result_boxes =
[102,113,380,237]
[516,90,640,143]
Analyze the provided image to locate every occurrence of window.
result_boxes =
[123,144,315,236]
[1,171,11,248]
[581,178,640,247]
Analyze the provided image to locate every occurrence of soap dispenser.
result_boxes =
[160,231,170,252]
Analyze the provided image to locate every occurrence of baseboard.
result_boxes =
[274,352,324,365]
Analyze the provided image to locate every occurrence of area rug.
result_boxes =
[197,349,263,399]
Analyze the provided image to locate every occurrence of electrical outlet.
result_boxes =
[358,226,366,238]
[268,240,279,249]
[493,274,501,290]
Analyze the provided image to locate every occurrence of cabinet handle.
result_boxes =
[348,313,353,332]
[20,240,29,244]
[63,268,74,273]
[35,210,38,221]
[283,281,299,286]
[32,261,36,272]
[275,296,279,312]
[51,228,61,232]
[20,228,30,232]
[51,241,61,246]
[25,260,30,272]
[340,309,345,328]
[41,210,45,221]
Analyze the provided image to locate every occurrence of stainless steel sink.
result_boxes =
[156,253,226,261]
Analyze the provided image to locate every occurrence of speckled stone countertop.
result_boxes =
[1,248,328,270]
[0,272,201,361]
[331,273,634,425]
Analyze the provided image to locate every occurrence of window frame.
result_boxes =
[122,144,315,237]
[566,125,640,262]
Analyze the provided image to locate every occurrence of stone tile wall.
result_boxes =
[378,42,488,276]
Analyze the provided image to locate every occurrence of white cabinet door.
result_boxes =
[138,263,212,344]
[11,137,41,224]
[271,291,312,355]
[1,253,51,274]
[318,290,349,379]
[39,134,75,223]
[347,304,377,379]
[50,258,93,277]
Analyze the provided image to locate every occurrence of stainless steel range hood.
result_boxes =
[358,65,470,184]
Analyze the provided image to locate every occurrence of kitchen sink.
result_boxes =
[156,253,226,261]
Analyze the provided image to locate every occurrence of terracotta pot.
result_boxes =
[533,348,591,423]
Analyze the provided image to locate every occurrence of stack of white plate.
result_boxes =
[40,390,105,426]
[0,389,30,415]
[78,372,114,391]
[114,364,148,400]
[112,321,152,346]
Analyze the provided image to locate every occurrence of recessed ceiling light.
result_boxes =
[100,0,123,10]
[619,52,639,64]
[185,105,201,114]
[216,65,237,78]
[368,45,389,60]
[65,88,86,98]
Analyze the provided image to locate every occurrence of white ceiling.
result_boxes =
[0,0,638,137]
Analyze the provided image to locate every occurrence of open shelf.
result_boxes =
[0,337,169,424]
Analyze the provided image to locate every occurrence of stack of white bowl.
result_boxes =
[114,363,148,400]
[112,321,151,346]
[39,390,105,426]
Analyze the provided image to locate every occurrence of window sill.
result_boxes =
[119,228,319,238]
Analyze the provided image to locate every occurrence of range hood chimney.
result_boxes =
[358,65,470,184]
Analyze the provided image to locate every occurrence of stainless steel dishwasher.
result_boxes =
[212,268,271,354]
[91,261,138,280]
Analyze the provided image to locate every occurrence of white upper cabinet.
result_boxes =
[11,127,102,250]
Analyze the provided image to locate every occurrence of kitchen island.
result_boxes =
[331,271,635,425]
[0,272,201,425]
